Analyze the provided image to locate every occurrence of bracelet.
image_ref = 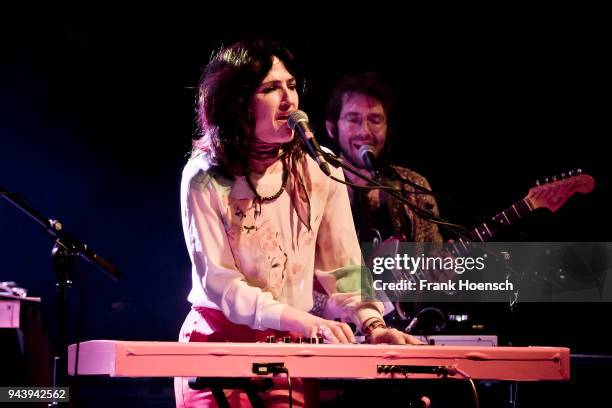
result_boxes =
[360,317,379,333]
[362,317,386,341]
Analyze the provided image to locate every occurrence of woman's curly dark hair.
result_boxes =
[193,38,304,175]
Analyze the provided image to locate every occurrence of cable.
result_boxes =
[328,173,472,236]
[323,151,474,238]
[450,367,480,408]
[510,382,519,408]
[328,174,402,192]
[405,307,447,334]
[279,367,292,408]
[396,366,409,379]
[253,363,293,408]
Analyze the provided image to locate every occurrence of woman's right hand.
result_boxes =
[280,306,356,343]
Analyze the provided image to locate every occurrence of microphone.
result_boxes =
[287,110,331,176]
[358,144,376,173]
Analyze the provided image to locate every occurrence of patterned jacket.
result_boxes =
[382,165,443,244]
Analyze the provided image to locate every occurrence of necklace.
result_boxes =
[245,159,288,202]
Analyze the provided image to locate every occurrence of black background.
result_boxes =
[1,8,610,405]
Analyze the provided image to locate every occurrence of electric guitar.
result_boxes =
[372,171,596,329]
[371,171,596,292]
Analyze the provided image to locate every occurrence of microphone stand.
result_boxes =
[1,185,121,405]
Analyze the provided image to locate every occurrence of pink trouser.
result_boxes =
[174,307,318,407]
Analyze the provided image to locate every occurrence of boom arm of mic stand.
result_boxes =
[0,184,122,281]
[322,153,473,241]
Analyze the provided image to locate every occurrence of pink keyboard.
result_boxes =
[68,340,569,381]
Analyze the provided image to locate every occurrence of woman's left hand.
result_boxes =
[368,327,425,345]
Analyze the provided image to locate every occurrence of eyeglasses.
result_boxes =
[339,113,387,130]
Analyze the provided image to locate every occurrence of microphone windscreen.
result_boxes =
[358,144,375,158]
[287,110,309,131]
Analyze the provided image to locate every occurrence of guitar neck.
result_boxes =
[466,197,533,242]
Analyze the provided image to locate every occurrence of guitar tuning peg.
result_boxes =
[544,177,549,183]
[577,168,582,174]
[535,179,540,186]
[552,175,558,181]
[569,170,574,176]
[561,172,566,179]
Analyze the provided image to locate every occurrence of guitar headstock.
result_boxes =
[526,170,595,212]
